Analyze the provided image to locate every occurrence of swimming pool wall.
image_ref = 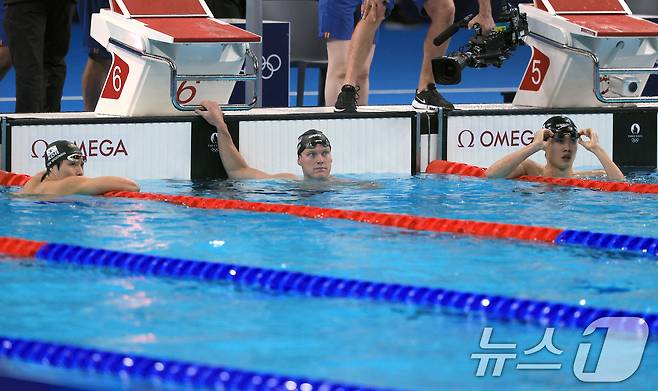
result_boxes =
[1,104,657,180]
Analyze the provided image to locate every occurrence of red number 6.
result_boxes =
[176,81,197,104]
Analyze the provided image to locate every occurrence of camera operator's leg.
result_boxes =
[327,40,375,107]
[334,0,385,112]
[412,0,455,110]
[82,51,111,111]
[326,40,349,107]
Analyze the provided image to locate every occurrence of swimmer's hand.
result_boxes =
[577,128,624,181]
[577,128,601,153]
[196,100,228,132]
[533,128,552,151]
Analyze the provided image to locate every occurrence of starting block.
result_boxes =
[91,0,261,116]
[514,0,658,108]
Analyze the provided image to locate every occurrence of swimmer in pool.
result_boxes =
[485,115,625,181]
[196,100,335,181]
[20,140,140,196]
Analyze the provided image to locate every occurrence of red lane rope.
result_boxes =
[104,191,562,243]
[425,160,486,178]
[426,160,658,194]
[0,237,46,258]
[0,170,31,187]
[0,170,561,243]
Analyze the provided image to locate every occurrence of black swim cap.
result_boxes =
[44,140,85,169]
[543,115,578,141]
[297,129,331,155]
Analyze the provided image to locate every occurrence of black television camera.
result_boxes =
[431,4,528,85]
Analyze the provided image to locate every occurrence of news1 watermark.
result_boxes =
[471,317,649,382]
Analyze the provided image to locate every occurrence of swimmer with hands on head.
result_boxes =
[486,116,625,181]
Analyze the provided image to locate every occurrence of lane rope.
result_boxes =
[425,160,658,194]
[0,236,655,335]
[0,335,394,391]
[2,170,658,257]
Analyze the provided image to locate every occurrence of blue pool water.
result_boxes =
[1,173,658,390]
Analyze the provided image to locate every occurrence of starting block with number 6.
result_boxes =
[91,0,260,116]
[514,0,658,108]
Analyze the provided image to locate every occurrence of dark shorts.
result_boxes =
[318,0,396,43]
[77,0,111,60]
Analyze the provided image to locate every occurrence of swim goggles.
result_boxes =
[551,129,580,142]
[297,132,331,155]
[66,153,87,164]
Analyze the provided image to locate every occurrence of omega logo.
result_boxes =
[457,129,534,148]
[31,139,128,158]
[457,130,475,147]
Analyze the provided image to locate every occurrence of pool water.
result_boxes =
[1,172,658,390]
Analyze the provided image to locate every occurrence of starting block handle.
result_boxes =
[527,32,658,104]
[108,38,259,111]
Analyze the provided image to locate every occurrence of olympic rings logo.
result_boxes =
[261,54,281,80]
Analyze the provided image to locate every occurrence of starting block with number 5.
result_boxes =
[514,0,658,108]
[91,0,260,116]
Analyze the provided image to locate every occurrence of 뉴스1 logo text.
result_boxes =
[471,317,648,382]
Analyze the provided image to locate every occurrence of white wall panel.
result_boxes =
[240,117,412,175]
[10,123,191,179]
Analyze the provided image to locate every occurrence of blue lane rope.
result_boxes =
[556,230,658,255]
[0,336,394,391]
[34,243,658,335]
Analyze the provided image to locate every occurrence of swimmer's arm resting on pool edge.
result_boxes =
[20,173,140,196]
[196,100,296,180]
[485,129,546,179]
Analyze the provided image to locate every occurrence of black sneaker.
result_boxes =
[412,84,454,110]
[334,84,359,113]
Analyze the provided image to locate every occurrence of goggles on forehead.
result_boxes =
[551,129,579,142]
[297,132,331,155]
[66,153,87,164]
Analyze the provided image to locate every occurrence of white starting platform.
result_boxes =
[91,0,261,116]
[515,0,658,107]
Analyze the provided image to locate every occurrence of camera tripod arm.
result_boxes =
[433,13,474,47]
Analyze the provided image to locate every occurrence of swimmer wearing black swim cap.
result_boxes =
[196,100,334,181]
[19,139,140,196]
[42,140,87,181]
[486,115,624,180]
